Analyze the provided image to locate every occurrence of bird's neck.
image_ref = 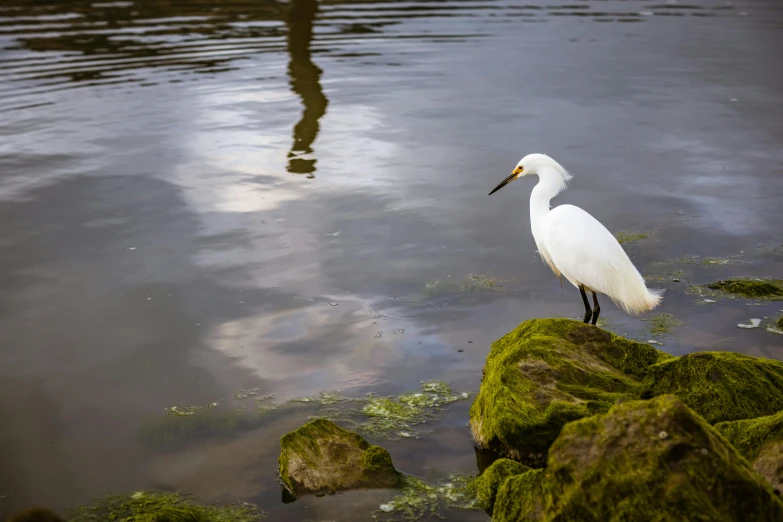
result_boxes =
[529,167,568,227]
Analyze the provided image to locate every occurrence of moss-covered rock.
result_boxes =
[716,409,783,491]
[488,395,783,522]
[492,468,546,522]
[472,458,531,514]
[469,319,672,464]
[69,491,263,521]
[471,319,783,466]
[778,315,783,330]
[278,418,401,496]
[691,278,783,300]
[643,352,783,423]
[545,395,783,520]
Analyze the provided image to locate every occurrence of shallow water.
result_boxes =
[1,0,782,519]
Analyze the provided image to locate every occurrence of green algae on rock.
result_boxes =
[469,318,672,464]
[278,418,401,496]
[492,468,546,522]
[471,318,783,467]
[485,397,783,521]
[70,490,264,521]
[544,395,783,521]
[642,352,783,424]
[716,409,783,490]
[472,458,531,514]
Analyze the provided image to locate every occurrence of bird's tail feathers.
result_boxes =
[611,286,664,315]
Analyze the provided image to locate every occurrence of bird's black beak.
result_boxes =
[488,168,521,195]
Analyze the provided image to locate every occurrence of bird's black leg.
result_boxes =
[591,292,601,325]
[579,285,592,323]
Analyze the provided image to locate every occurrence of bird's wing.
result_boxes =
[535,240,561,278]
[543,204,642,294]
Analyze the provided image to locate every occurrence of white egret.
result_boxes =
[489,153,662,324]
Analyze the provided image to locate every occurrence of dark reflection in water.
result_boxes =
[286,0,328,176]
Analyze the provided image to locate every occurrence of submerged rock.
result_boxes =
[697,278,783,300]
[69,490,262,521]
[489,396,783,521]
[470,318,783,464]
[716,409,783,491]
[6,508,66,522]
[139,403,271,449]
[469,318,672,464]
[278,418,401,496]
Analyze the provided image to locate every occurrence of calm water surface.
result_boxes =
[1,0,782,519]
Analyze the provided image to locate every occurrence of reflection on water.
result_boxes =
[0,0,782,520]
[286,0,328,176]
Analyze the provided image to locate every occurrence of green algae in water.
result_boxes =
[377,475,479,521]
[465,274,505,289]
[615,230,655,244]
[678,255,742,267]
[644,268,685,282]
[422,274,507,304]
[647,313,684,336]
[288,390,352,406]
[70,490,264,522]
[139,402,273,448]
[289,390,350,406]
[142,380,469,448]
[361,381,469,439]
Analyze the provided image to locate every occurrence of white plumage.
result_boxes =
[489,153,662,323]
